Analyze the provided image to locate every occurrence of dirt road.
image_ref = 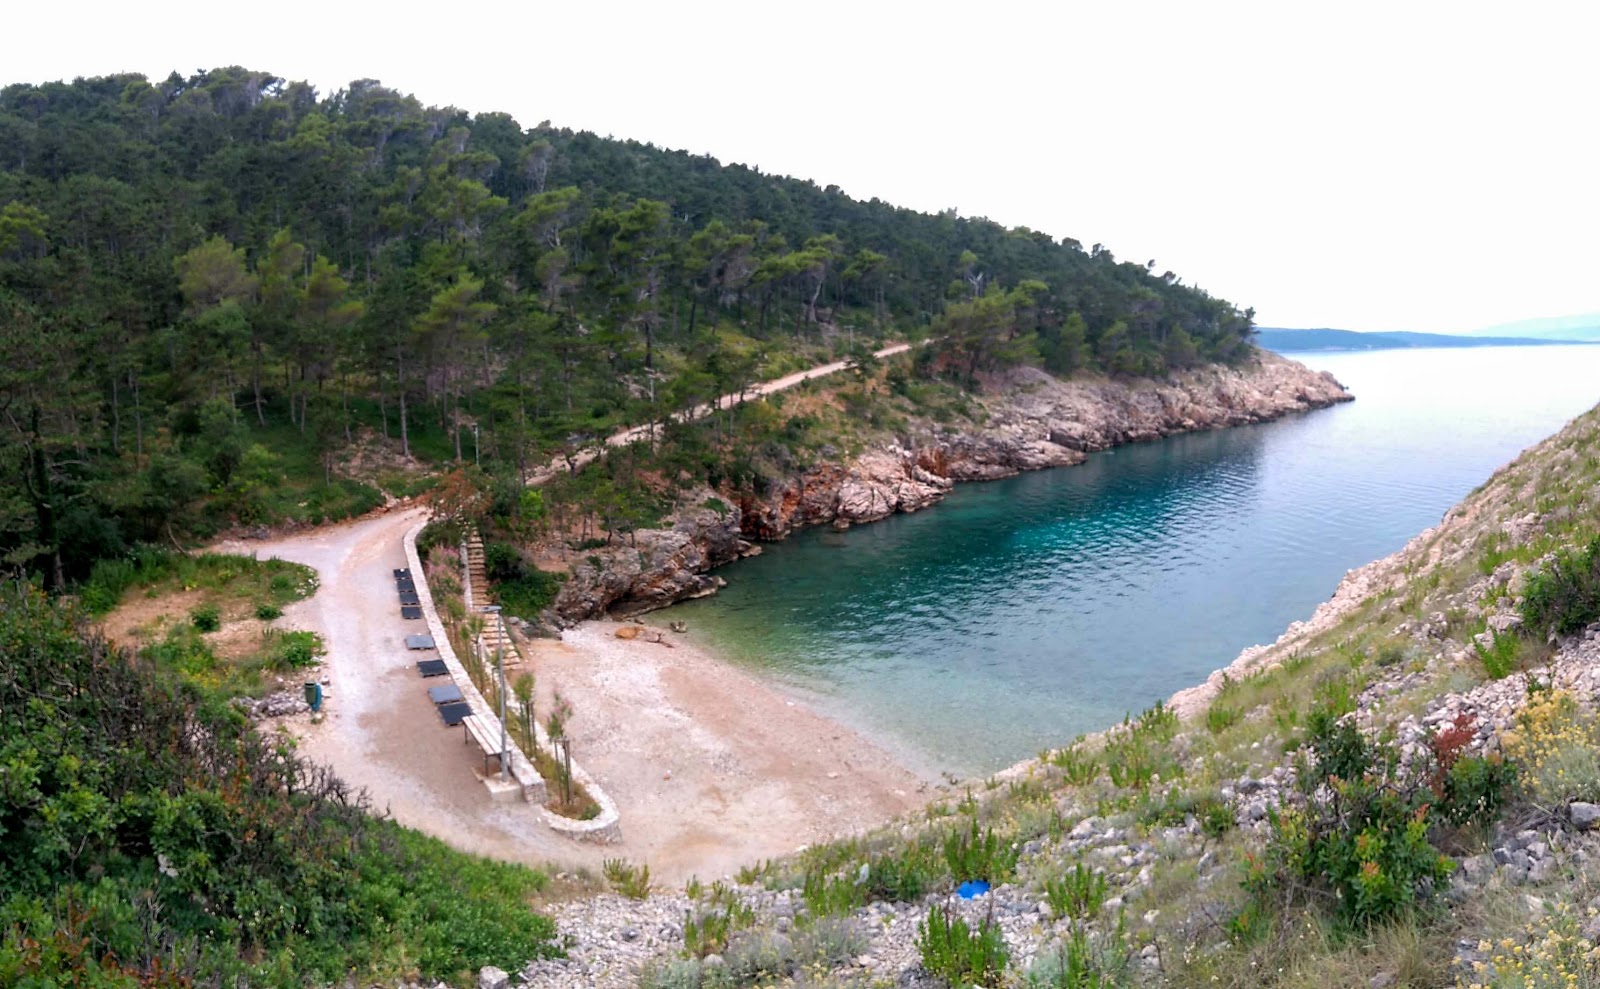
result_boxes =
[527,340,912,484]
[218,507,929,881]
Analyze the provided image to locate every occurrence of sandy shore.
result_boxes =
[526,623,932,881]
[206,509,929,883]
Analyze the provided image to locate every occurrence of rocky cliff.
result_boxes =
[550,350,1350,622]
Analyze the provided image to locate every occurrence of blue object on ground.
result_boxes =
[957,880,990,899]
[303,681,323,713]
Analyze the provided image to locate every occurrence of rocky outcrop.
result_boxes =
[551,500,749,622]
[743,351,1349,540]
[552,351,1351,622]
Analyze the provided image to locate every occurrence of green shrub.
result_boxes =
[1205,703,1241,734]
[1026,925,1132,988]
[1474,629,1520,679]
[1201,800,1236,838]
[189,603,221,632]
[603,858,653,900]
[917,903,1009,988]
[1440,755,1518,825]
[1252,721,1455,930]
[1303,705,1373,786]
[1376,642,1408,667]
[265,629,323,671]
[865,845,940,902]
[254,602,283,620]
[802,868,865,918]
[1043,863,1107,921]
[1522,535,1600,638]
[682,900,754,959]
[1049,746,1099,785]
[943,817,1019,884]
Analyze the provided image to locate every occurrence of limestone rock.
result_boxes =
[1571,801,1600,829]
[477,966,508,989]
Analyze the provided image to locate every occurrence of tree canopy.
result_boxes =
[0,68,1256,585]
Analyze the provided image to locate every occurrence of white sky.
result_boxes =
[10,1,1600,332]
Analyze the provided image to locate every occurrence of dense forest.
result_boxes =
[0,67,1257,587]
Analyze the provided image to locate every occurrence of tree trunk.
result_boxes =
[252,341,266,424]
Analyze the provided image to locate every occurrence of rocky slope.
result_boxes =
[551,351,1350,622]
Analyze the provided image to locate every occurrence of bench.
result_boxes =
[462,714,507,775]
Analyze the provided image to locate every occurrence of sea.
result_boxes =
[659,346,1600,777]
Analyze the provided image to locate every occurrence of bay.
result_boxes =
[661,346,1600,776]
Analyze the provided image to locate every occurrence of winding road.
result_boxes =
[526,340,912,484]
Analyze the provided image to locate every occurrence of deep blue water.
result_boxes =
[660,347,1600,776]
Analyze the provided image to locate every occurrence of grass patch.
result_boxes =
[82,549,317,618]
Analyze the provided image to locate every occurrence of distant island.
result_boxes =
[1256,326,1587,353]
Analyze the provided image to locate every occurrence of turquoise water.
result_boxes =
[662,346,1600,776]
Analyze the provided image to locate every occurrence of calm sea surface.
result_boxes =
[660,346,1600,776]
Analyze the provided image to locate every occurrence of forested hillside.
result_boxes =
[0,67,1256,587]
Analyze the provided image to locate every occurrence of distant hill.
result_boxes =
[1256,327,1584,353]
[1465,314,1600,342]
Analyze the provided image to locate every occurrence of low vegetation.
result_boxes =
[0,585,557,987]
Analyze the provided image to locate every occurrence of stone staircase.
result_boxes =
[462,528,519,670]
[464,531,490,611]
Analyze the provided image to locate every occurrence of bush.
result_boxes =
[1475,629,1520,679]
[1303,705,1373,786]
[682,900,754,959]
[865,845,941,902]
[1043,863,1107,921]
[802,868,864,918]
[1205,703,1242,734]
[1522,535,1600,638]
[189,603,221,632]
[264,629,324,671]
[1026,925,1132,988]
[1248,778,1453,929]
[603,858,653,900]
[254,602,283,620]
[1048,746,1099,786]
[943,817,1019,884]
[1504,689,1600,807]
[1253,715,1457,930]
[917,903,1009,988]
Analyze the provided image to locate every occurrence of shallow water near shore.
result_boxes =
[661,346,1600,777]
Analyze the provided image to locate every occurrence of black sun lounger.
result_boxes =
[437,701,471,726]
[405,633,435,650]
[416,659,448,678]
[398,591,420,606]
[401,606,423,620]
[393,568,411,579]
[396,578,416,593]
[427,683,464,705]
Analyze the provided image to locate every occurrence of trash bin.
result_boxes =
[304,682,323,713]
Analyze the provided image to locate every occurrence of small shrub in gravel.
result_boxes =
[944,816,1019,884]
[602,858,653,899]
[1043,863,1108,921]
[793,917,868,968]
[1026,924,1132,988]
[917,902,1009,988]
